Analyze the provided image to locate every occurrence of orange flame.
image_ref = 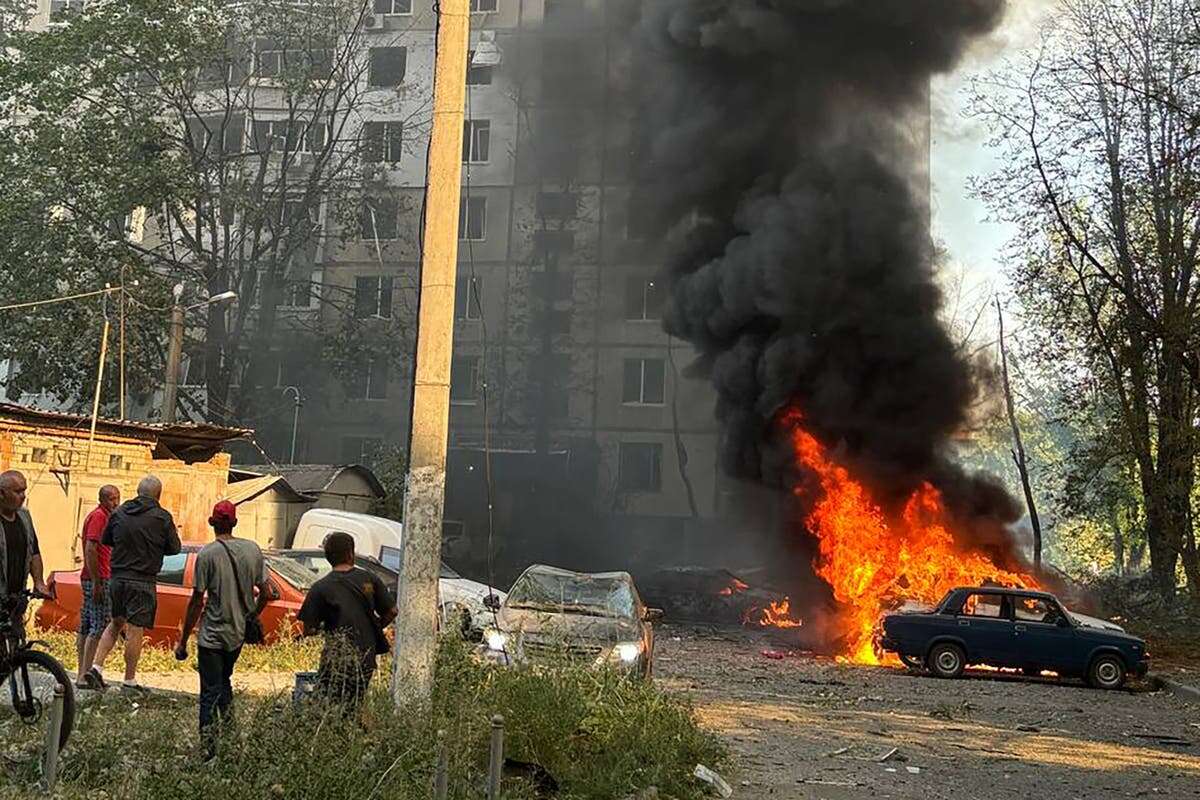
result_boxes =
[743,597,804,628]
[782,408,1036,664]
[718,578,751,597]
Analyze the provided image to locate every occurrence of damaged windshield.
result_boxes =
[506,570,637,619]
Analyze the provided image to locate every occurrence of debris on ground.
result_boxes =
[693,764,733,798]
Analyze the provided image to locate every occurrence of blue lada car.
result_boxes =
[877,587,1148,690]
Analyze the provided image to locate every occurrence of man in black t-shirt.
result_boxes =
[297,532,397,709]
[0,471,47,637]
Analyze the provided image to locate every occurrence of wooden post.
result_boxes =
[487,714,504,800]
[390,0,470,705]
[86,319,111,469]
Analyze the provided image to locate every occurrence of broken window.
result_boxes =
[346,359,389,400]
[537,192,578,220]
[459,195,487,240]
[369,47,407,87]
[451,355,481,404]
[463,120,491,163]
[624,277,663,321]
[374,0,412,12]
[1014,596,1060,624]
[363,121,404,164]
[360,197,400,240]
[284,269,322,308]
[455,276,483,321]
[618,443,662,492]
[467,56,493,86]
[354,275,394,319]
[49,0,84,23]
[470,0,497,11]
[962,593,1005,618]
[622,358,665,405]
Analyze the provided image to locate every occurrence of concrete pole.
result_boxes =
[390,0,470,705]
[162,301,184,423]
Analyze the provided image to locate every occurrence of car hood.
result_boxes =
[1069,612,1127,633]
[496,606,641,643]
[441,577,506,607]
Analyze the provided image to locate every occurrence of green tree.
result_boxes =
[0,0,421,441]
[970,0,1200,602]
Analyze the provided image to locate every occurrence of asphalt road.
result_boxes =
[655,625,1200,800]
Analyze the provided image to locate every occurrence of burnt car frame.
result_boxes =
[877,586,1148,690]
[479,564,662,679]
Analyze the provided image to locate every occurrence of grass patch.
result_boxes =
[0,638,726,800]
[28,624,323,675]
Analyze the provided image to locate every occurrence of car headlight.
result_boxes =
[484,629,509,652]
[613,642,643,663]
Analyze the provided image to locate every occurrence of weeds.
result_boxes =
[28,624,323,674]
[0,638,725,800]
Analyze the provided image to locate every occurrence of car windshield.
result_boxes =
[440,562,462,579]
[266,555,317,591]
[505,569,636,619]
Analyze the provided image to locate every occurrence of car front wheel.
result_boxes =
[928,643,966,679]
[1088,654,1127,690]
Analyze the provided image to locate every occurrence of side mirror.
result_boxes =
[483,594,501,611]
[644,608,664,623]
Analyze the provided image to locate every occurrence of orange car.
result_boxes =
[36,544,314,647]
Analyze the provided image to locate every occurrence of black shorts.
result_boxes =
[109,578,157,629]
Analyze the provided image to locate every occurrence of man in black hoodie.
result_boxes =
[90,475,181,692]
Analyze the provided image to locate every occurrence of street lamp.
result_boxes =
[162,286,238,423]
[281,385,303,464]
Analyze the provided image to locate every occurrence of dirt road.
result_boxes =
[655,625,1200,800]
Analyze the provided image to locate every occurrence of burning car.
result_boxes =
[480,564,661,678]
[877,586,1149,689]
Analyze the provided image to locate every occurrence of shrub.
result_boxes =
[0,638,725,800]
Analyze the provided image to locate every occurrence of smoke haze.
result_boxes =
[633,0,1023,552]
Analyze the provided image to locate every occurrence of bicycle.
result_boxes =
[0,590,75,751]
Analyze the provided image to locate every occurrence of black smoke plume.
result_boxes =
[633,0,1022,553]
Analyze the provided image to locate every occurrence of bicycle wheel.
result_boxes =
[4,649,75,751]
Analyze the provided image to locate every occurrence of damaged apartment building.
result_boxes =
[14,0,930,584]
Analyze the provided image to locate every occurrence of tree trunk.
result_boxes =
[1109,505,1125,577]
[996,300,1043,569]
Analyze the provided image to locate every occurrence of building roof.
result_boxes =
[231,464,385,498]
[222,474,315,505]
[0,402,251,463]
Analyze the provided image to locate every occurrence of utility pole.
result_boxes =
[162,285,236,424]
[391,0,470,705]
[162,284,185,424]
[283,386,302,463]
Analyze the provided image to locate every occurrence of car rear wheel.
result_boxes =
[1088,654,1127,690]
[927,643,966,679]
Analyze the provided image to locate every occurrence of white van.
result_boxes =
[292,508,404,570]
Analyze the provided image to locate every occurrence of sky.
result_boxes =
[930,0,1054,293]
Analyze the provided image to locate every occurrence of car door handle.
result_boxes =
[958,619,970,626]
[1014,625,1026,632]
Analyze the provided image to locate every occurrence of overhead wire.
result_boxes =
[464,49,502,622]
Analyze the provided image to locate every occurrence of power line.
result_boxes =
[0,286,122,312]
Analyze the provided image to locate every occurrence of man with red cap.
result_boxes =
[176,500,270,761]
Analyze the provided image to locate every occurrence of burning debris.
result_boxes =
[633,0,1028,662]
[742,597,803,630]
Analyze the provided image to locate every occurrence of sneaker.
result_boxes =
[88,667,107,691]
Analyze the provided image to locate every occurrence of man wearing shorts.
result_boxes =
[91,475,180,692]
[76,484,119,690]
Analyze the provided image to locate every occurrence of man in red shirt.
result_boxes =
[77,485,119,690]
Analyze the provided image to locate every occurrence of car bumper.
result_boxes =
[1132,659,1149,678]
